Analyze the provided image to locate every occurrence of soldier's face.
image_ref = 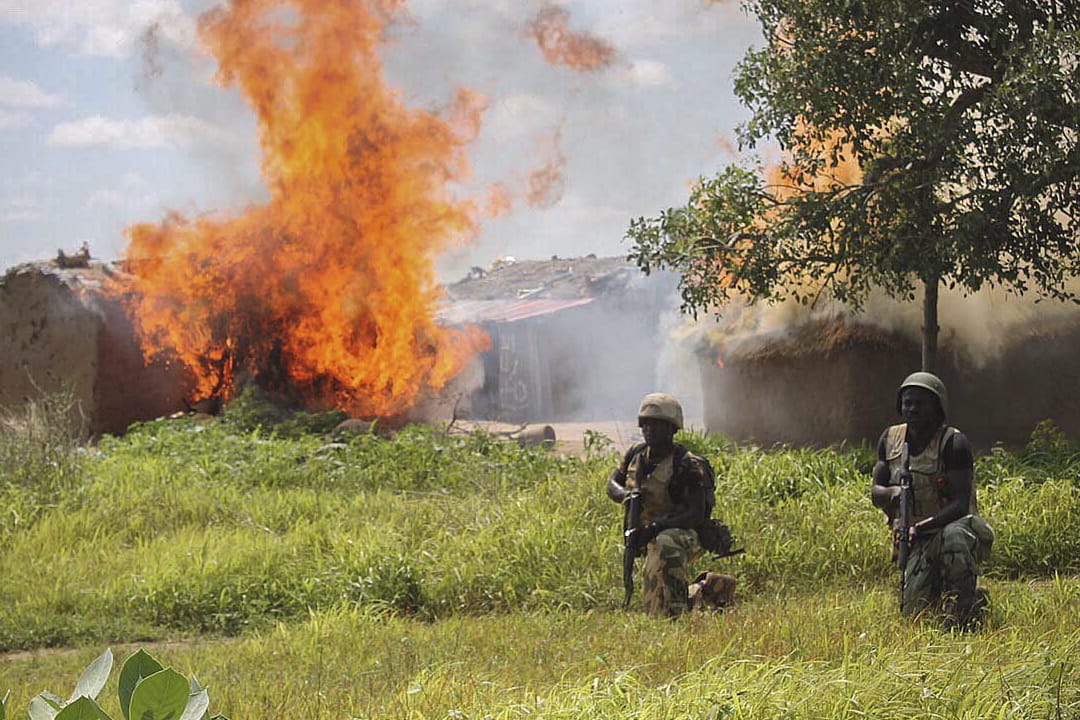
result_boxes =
[900,387,942,426]
[640,418,676,447]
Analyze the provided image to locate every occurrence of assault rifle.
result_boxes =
[623,490,643,608]
[896,442,913,613]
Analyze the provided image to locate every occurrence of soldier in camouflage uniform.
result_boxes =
[607,393,708,617]
[872,372,995,630]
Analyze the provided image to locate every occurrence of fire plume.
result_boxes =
[115,0,490,417]
[526,128,566,208]
[525,5,616,72]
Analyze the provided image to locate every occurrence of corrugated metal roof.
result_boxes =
[437,297,595,325]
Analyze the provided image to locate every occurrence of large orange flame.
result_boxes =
[115,0,490,417]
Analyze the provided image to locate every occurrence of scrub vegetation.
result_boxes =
[2,397,1080,718]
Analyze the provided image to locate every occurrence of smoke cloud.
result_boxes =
[524,5,618,72]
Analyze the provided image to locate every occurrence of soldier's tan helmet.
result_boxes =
[896,371,948,417]
[637,392,684,430]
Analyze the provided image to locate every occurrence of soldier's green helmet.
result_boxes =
[896,371,948,417]
[637,392,684,430]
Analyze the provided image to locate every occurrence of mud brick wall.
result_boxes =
[0,263,191,436]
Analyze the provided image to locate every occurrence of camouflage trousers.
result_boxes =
[901,514,994,618]
[642,528,702,617]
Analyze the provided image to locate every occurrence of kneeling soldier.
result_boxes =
[607,392,708,617]
[871,372,995,630]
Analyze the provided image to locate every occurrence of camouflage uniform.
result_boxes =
[883,423,994,617]
[622,445,704,617]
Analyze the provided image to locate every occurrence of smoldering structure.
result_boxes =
[0,259,191,436]
[439,255,678,423]
[698,306,1080,448]
[700,317,915,447]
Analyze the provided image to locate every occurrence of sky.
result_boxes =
[0,0,761,281]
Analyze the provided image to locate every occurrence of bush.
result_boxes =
[10,647,228,720]
[218,383,347,438]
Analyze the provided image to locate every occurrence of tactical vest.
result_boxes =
[625,448,681,525]
[885,423,977,524]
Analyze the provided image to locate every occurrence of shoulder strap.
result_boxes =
[624,441,647,464]
[885,424,907,459]
[672,442,688,468]
[936,426,958,471]
[672,443,714,487]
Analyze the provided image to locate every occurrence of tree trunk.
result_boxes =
[921,273,939,373]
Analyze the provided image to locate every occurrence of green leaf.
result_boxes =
[128,669,190,720]
[1,689,7,720]
[41,693,65,710]
[119,651,164,720]
[177,691,208,720]
[54,698,112,720]
[70,649,113,703]
[29,693,64,720]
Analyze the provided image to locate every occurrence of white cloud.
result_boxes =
[46,113,239,149]
[1,192,45,223]
[8,194,42,210]
[0,209,44,223]
[22,171,51,188]
[0,76,65,108]
[597,0,753,48]
[486,94,562,141]
[0,0,196,58]
[85,188,128,209]
[121,171,147,188]
[623,60,674,88]
[0,109,31,130]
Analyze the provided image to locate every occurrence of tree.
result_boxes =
[628,0,1080,372]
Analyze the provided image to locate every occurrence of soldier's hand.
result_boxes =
[627,522,661,549]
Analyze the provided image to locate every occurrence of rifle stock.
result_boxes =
[897,442,913,612]
[623,490,643,608]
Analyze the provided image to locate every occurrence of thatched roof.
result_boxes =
[724,317,912,363]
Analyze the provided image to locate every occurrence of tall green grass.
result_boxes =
[3,405,1080,717]
[2,413,1080,649]
[3,589,1080,719]
[0,389,87,541]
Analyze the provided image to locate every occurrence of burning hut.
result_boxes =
[0,260,191,436]
[700,317,919,447]
[700,311,1080,448]
[439,255,677,423]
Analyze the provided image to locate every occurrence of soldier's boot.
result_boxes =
[942,581,985,632]
[970,586,990,627]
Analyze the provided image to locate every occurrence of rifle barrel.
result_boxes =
[623,490,642,608]
[898,442,912,612]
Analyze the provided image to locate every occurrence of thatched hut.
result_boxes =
[700,318,918,447]
[700,313,1080,448]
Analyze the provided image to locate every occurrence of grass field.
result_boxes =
[2,396,1080,718]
